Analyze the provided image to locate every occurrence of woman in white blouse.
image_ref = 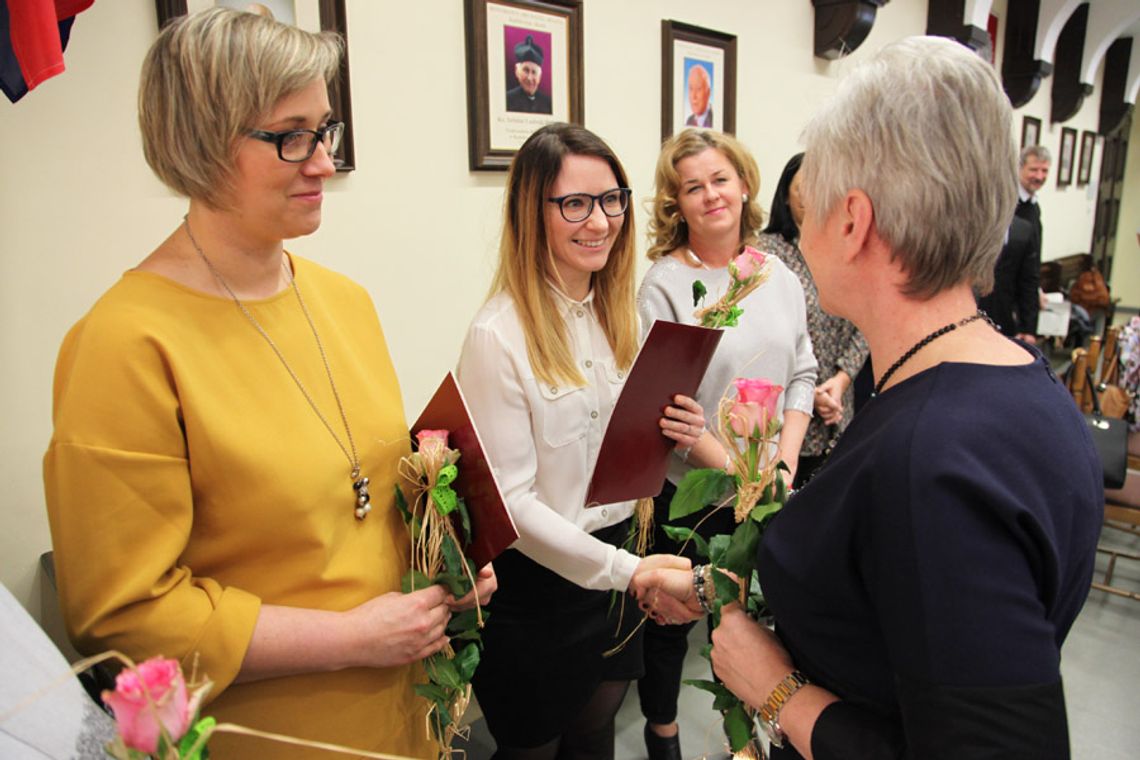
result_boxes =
[457,123,704,760]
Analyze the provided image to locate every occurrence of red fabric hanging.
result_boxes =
[6,0,92,90]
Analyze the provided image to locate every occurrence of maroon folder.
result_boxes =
[585,320,723,506]
[411,373,518,568]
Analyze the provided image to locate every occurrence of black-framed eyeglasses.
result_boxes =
[547,187,631,223]
[248,120,344,163]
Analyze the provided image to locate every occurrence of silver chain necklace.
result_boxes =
[183,216,372,519]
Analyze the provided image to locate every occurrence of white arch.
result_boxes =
[1080,1,1140,86]
[1127,39,1140,103]
[1036,0,1082,64]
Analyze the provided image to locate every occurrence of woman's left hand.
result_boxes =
[448,562,498,611]
[710,603,794,709]
[660,394,706,450]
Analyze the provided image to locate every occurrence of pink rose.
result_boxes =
[102,657,194,754]
[729,377,783,438]
[731,246,766,280]
[416,429,450,453]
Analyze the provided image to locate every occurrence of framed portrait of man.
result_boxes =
[1077,130,1096,186]
[1058,127,1076,188]
[661,20,736,141]
[1021,116,1041,151]
[464,0,583,171]
[155,0,356,172]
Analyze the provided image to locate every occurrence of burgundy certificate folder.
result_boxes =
[411,373,518,568]
[585,320,722,507]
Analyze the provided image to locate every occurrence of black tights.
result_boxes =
[491,680,630,760]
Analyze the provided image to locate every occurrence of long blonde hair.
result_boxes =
[646,129,764,261]
[491,123,639,388]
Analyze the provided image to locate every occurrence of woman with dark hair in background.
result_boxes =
[756,153,868,487]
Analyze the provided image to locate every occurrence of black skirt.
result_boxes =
[472,519,645,748]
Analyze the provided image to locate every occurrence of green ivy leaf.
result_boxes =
[669,468,733,521]
[454,642,481,682]
[720,519,760,578]
[749,501,782,526]
[456,497,473,545]
[723,702,755,752]
[426,653,463,689]
[661,525,710,558]
[692,279,708,307]
[698,643,713,662]
[415,683,450,702]
[433,572,470,596]
[447,608,481,636]
[393,485,412,525]
[683,678,734,701]
[708,534,731,565]
[712,566,742,607]
[402,569,433,593]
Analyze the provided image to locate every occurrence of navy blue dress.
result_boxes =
[758,350,1102,759]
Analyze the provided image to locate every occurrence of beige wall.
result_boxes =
[0,0,1117,636]
[1108,114,1140,308]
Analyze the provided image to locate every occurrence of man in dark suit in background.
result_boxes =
[506,35,552,114]
[1015,145,1050,253]
[978,215,1040,344]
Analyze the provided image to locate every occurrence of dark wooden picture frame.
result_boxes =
[661,20,736,141]
[463,0,583,171]
[155,0,356,172]
[1077,130,1096,186]
[1057,126,1077,188]
[1020,115,1041,151]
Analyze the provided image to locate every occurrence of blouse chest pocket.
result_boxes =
[535,381,590,448]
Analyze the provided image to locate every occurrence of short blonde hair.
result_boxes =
[492,123,639,388]
[800,36,1016,297]
[139,7,342,207]
[646,129,764,261]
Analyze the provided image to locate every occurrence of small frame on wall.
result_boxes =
[463,0,583,171]
[1057,127,1077,188]
[1020,116,1041,151]
[155,1,356,172]
[1077,130,1096,186]
[661,20,736,141]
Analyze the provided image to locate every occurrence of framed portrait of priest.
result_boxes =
[661,20,736,141]
[154,0,356,172]
[464,0,583,171]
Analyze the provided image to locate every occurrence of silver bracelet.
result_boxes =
[692,564,712,614]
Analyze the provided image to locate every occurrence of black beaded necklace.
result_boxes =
[872,310,992,397]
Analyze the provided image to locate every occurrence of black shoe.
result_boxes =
[644,724,682,760]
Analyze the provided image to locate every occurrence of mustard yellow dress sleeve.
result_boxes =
[44,255,433,759]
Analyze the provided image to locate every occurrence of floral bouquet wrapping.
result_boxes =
[666,377,788,759]
[72,653,419,759]
[102,656,213,760]
[395,429,484,758]
[692,246,771,329]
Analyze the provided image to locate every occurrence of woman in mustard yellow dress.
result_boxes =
[42,9,491,758]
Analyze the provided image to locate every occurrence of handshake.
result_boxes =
[627,555,709,626]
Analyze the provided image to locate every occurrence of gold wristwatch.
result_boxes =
[758,670,809,749]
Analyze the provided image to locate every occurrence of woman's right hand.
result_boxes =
[343,585,452,668]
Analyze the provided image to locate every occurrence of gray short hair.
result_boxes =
[800,36,1016,297]
[1020,144,1052,166]
[139,7,342,207]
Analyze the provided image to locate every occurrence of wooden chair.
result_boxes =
[1068,346,1140,601]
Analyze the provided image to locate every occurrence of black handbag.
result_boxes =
[1085,369,1128,489]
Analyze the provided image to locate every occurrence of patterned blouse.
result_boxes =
[756,232,869,457]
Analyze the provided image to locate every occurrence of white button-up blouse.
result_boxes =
[456,288,640,591]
